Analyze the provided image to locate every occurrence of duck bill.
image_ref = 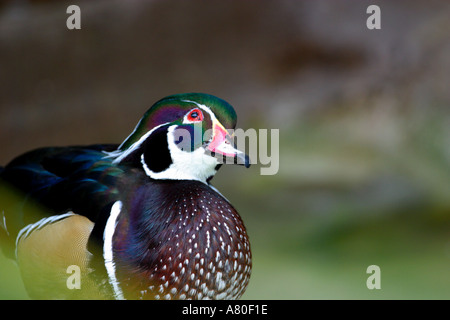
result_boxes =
[207,120,250,168]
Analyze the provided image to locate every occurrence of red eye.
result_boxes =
[186,108,203,122]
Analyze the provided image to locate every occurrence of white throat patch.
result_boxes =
[141,125,219,184]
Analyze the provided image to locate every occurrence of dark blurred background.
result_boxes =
[1,0,450,299]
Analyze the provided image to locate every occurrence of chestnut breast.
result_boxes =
[113,180,252,300]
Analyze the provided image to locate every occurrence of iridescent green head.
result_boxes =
[108,93,249,183]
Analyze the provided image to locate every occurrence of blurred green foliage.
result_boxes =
[214,104,450,299]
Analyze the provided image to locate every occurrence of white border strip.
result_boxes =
[103,200,125,300]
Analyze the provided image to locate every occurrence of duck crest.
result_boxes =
[112,180,251,300]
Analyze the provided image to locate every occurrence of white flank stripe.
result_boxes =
[1,210,9,236]
[15,212,75,259]
[103,201,125,300]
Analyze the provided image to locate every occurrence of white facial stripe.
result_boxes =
[181,100,219,126]
[106,100,224,184]
[103,123,168,164]
[141,125,219,184]
[103,201,125,300]
[181,100,235,147]
[116,116,146,151]
[106,100,217,163]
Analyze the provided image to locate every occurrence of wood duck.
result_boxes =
[0,93,251,300]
